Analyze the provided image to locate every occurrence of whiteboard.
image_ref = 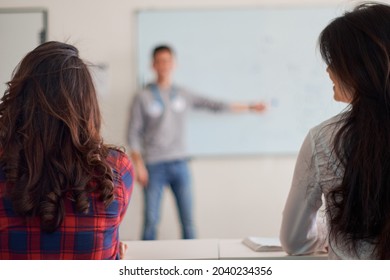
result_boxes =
[0,9,47,95]
[136,7,347,156]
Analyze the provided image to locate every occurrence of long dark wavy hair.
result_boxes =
[319,2,390,258]
[0,41,115,232]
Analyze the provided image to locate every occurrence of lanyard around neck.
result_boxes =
[150,83,177,110]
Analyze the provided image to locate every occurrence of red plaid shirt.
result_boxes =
[0,149,134,259]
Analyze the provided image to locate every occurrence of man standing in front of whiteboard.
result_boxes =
[127,45,266,240]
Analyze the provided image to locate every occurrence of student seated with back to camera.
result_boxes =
[280,2,390,259]
[0,41,134,259]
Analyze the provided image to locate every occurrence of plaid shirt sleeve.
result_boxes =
[110,149,134,221]
[0,149,134,260]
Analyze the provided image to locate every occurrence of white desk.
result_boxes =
[219,239,328,260]
[124,239,328,260]
[124,239,219,260]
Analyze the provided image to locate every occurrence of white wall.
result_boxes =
[0,0,354,240]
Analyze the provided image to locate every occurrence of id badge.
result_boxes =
[171,95,186,112]
[147,101,164,117]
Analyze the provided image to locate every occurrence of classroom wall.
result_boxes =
[0,0,353,240]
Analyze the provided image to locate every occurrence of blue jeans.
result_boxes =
[142,160,195,240]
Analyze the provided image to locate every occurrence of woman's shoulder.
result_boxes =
[106,148,134,189]
[106,148,132,171]
[309,112,347,140]
[304,112,348,158]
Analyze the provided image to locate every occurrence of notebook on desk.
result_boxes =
[242,237,283,252]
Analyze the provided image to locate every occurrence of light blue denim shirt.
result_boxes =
[280,112,376,259]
